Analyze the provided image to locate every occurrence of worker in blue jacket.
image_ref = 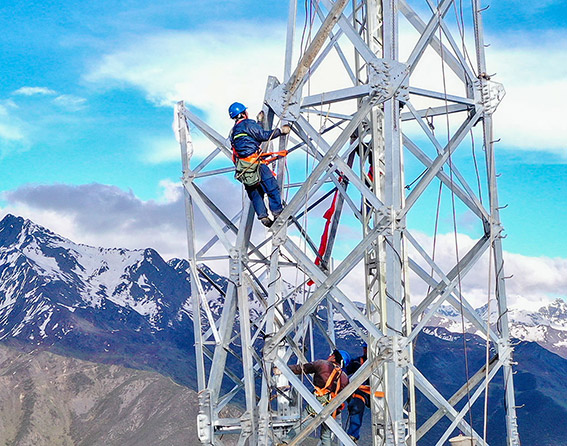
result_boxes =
[228,101,290,227]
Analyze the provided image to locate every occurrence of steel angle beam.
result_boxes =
[401,103,470,121]
[179,106,232,159]
[295,115,384,216]
[276,237,376,343]
[417,355,499,439]
[192,147,224,175]
[271,97,375,232]
[409,256,500,344]
[402,108,483,217]
[310,4,355,84]
[434,350,511,446]
[178,104,207,392]
[177,0,520,444]
[408,235,492,344]
[398,0,475,83]
[196,210,242,258]
[408,86,475,105]
[194,167,235,179]
[183,181,234,252]
[301,84,371,108]
[405,0,456,73]
[405,231,499,343]
[409,364,484,444]
[267,0,350,120]
[402,131,490,222]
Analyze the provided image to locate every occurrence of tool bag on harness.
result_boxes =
[234,156,261,187]
[307,365,345,418]
[233,150,288,187]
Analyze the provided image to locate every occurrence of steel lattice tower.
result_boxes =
[176,1,520,445]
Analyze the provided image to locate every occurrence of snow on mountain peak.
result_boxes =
[0,215,189,337]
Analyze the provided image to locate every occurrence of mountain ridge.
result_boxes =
[2,213,567,445]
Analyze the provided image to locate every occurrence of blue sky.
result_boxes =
[1,0,566,306]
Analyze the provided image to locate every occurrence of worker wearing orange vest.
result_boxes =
[278,350,349,446]
[345,344,370,442]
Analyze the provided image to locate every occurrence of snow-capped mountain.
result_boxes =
[4,212,567,362]
[3,214,567,445]
[424,299,567,358]
[0,214,231,386]
[0,214,193,338]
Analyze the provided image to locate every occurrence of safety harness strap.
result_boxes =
[313,365,345,418]
[232,149,288,164]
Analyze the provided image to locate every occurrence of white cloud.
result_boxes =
[396,23,567,154]
[86,22,286,159]
[2,181,566,309]
[0,102,29,156]
[1,179,242,261]
[13,86,57,96]
[84,18,567,164]
[53,94,87,111]
[487,35,567,152]
[157,179,182,203]
[306,228,567,313]
[407,231,567,309]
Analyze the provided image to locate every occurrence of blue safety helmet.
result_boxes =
[337,349,351,368]
[228,102,247,119]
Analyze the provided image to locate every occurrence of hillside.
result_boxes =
[0,343,241,446]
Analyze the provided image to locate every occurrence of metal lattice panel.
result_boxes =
[177,1,520,445]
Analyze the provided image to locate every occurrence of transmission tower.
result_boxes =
[176,0,520,445]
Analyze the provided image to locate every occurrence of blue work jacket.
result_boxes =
[230,118,283,158]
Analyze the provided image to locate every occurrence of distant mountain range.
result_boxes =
[425,299,567,359]
[1,213,567,445]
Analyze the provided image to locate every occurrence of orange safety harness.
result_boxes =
[313,365,345,418]
[351,357,385,404]
[231,127,288,165]
[232,149,288,165]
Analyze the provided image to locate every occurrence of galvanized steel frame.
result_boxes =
[177,0,520,445]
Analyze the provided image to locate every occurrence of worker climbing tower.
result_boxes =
[176,0,520,445]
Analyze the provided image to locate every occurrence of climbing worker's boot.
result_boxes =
[260,217,274,227]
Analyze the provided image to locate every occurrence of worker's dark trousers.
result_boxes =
[347,397,365,440]
[245,164,283,219]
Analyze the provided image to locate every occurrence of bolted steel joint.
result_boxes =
[229,248,240,261]
[265,83,302,122]
[368,58,409,103]
[197,390,213,444]
[392,336,410,368]
[378,336,410,367]
[478,79,506,115]
[497,338,515,366]
[240,410,253,436]
[376,335,394,357]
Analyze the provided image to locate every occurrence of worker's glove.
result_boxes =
[281,124,291,135]
[256,110,265,123]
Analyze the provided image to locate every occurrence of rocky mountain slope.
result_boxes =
[0,343,239,446]
[0,214,211,388]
